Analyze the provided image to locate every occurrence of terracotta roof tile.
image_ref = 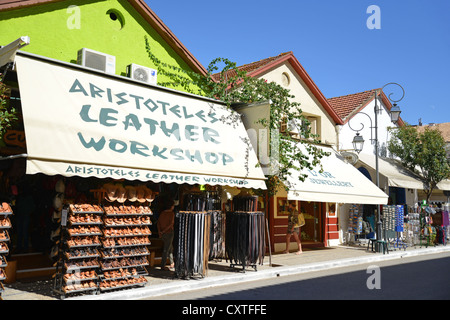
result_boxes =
[211,52,292,81]
[327,89,379,122]
[416,122,450,142]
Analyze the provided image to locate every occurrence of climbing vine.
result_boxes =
[0,74,18,140]
[145,37,328,196]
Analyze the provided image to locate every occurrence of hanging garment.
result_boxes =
[442,211,449,227]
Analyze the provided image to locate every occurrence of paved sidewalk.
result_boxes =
[3,244,450,300]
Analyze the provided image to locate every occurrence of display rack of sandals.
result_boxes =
[0,202,12,300]
[225,194,265,271]
[98,184,153,292]
[174,192,211,279]
[53,203,103,299]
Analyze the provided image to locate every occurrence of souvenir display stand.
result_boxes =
[435,225,447,245]
[225,195,265,272]
[99,204,151,292]
[405,207,420,247]
[53,184,154,298]
[432,204,448,245]
[442,203,450,244]
[98,184,152,292]
[53,203,103,299]
[348,204,363,236]
[419,206,437,248]
[346,204,371,245]
[383,205,407,250]
[420,204,449,247]
[394,205,407,249]
[0,203,12,300]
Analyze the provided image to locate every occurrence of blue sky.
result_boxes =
[146,1,450,126]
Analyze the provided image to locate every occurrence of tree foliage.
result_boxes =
[388,124,450,203]
[145,39,328,195]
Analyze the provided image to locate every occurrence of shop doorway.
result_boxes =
[298,201,323,246]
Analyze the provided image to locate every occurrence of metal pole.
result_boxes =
[265,218,272,267]
[348,82,405,253]
[374,92,382,252]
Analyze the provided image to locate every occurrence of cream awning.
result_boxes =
[357,154,425,190]
[14,53,266,189]
[437,179,450,191]
[286,145,388,204]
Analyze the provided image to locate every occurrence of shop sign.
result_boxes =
[15,55,266,185]
[306,169,354,188]
[3,129,26,148]
[286,145,388,204]
[26,159,256,188]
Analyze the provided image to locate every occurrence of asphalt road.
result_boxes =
[144,251,450,300]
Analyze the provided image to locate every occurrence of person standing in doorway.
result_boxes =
[157,195,175,271]
[284,201,302,255]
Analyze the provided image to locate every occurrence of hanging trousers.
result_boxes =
[160,231,174,268]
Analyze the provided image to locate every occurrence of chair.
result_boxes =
[367,237,389,254]
[376,239,389,254]
[367,238,377,252]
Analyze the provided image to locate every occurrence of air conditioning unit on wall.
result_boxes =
[127,63,157,85]
[77,48,115,74]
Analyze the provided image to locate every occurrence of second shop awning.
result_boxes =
[286,145,388,204]
[356,153,425,190]
[14,53,266,189]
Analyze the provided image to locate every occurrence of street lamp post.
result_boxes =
[348,83,405,252]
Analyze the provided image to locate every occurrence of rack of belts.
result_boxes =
[174,210,211,279]
[174,192,214,279]
[205,191,226,260]
[225,195,265,272]
[209,210,226,260]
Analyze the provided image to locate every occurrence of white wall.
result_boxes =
[256,62,338,146]
[338,98,397,156]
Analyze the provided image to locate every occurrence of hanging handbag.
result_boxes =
[298,212,306,227]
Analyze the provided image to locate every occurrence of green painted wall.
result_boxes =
[0,0,201,93]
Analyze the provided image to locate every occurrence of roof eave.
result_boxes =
[246,53,344,125]
[341,90,406,127]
